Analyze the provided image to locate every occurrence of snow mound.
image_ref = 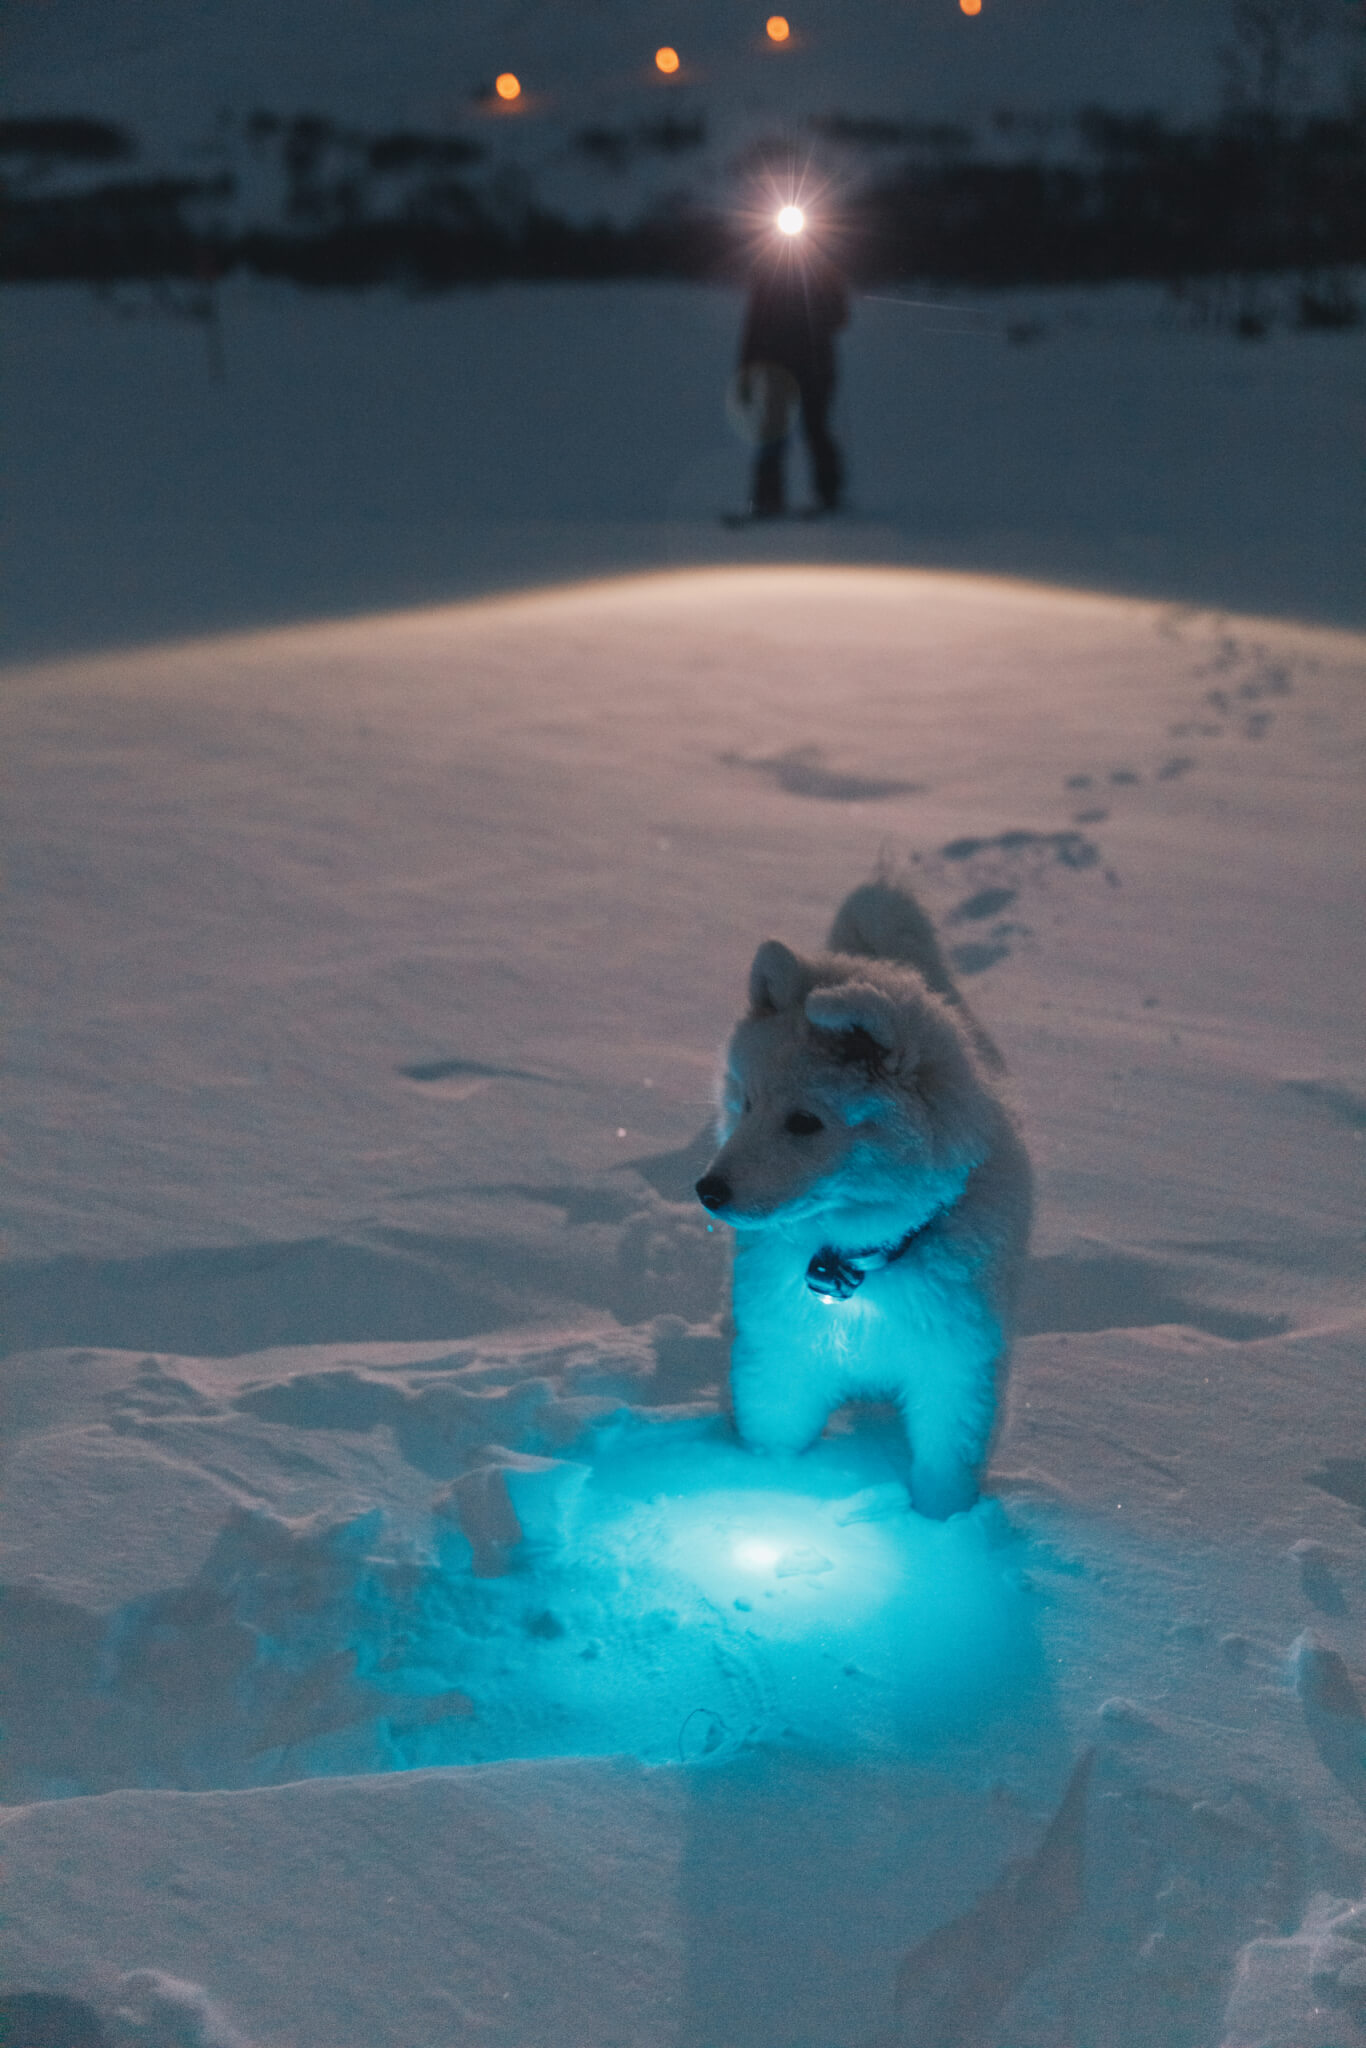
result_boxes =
[110,1972,250,2048]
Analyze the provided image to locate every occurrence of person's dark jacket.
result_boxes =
[739,246,850,387]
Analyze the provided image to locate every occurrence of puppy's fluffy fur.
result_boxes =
[696,873,1032,1519]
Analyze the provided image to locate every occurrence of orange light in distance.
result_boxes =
[655,45,680,73]
[959,0,982,14]
[494,72,522,100]
[766,15,791,41]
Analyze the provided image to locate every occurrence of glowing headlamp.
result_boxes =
[775,205,805,236]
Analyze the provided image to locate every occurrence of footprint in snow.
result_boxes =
[949,935,1019,977]
[1292,1633,1366,1808]
[397,1057,571,1098]
[1306,1456,1366,1525]
[1282,1079,1366,1130]
[940,829,1101,871]
[1290,1539,1348,1616]
[718,744,923,803]
[946,887,1031,977]
[948,886,1018,924]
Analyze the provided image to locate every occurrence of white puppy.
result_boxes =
[696,874,1032,1519]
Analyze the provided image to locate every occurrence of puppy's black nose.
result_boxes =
[695,1173,731,1212]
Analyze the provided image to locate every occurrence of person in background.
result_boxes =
[737,229,849,518]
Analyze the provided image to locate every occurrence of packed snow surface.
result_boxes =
[2,283,1365,2046]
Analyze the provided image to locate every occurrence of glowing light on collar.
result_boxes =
[806,1220,930,1301]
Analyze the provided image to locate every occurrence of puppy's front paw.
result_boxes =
[909,1463,979,1521]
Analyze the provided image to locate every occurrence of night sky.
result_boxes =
[0,0,1312,148]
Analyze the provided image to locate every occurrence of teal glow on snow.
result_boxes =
[99,1410,1052,1792]
[407,1412,1055,1772]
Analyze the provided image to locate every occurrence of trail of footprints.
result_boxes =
[1061,627,1301,836]
[927,624,1309,979]
[906,825,1117,979]
[702,622,1314,984]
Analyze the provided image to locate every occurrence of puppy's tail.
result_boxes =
[828,869,1006,1071]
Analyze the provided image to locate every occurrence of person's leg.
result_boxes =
[750,437,786,516]
[800,376,844,511]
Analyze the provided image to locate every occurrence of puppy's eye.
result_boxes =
[743,1096,753,1114]
[784,1110,824,1137]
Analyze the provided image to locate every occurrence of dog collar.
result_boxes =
[806,1222,929,1302]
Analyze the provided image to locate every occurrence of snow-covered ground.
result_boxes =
[4,277,1365,668]
[2,282,1365,2046]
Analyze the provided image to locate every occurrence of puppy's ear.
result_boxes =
[748,939,807,1016]
[804,982,905,1069]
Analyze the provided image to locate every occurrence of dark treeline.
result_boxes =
[857,106,1366,286]
[2,172,236,281]
[2,106,1364,303]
